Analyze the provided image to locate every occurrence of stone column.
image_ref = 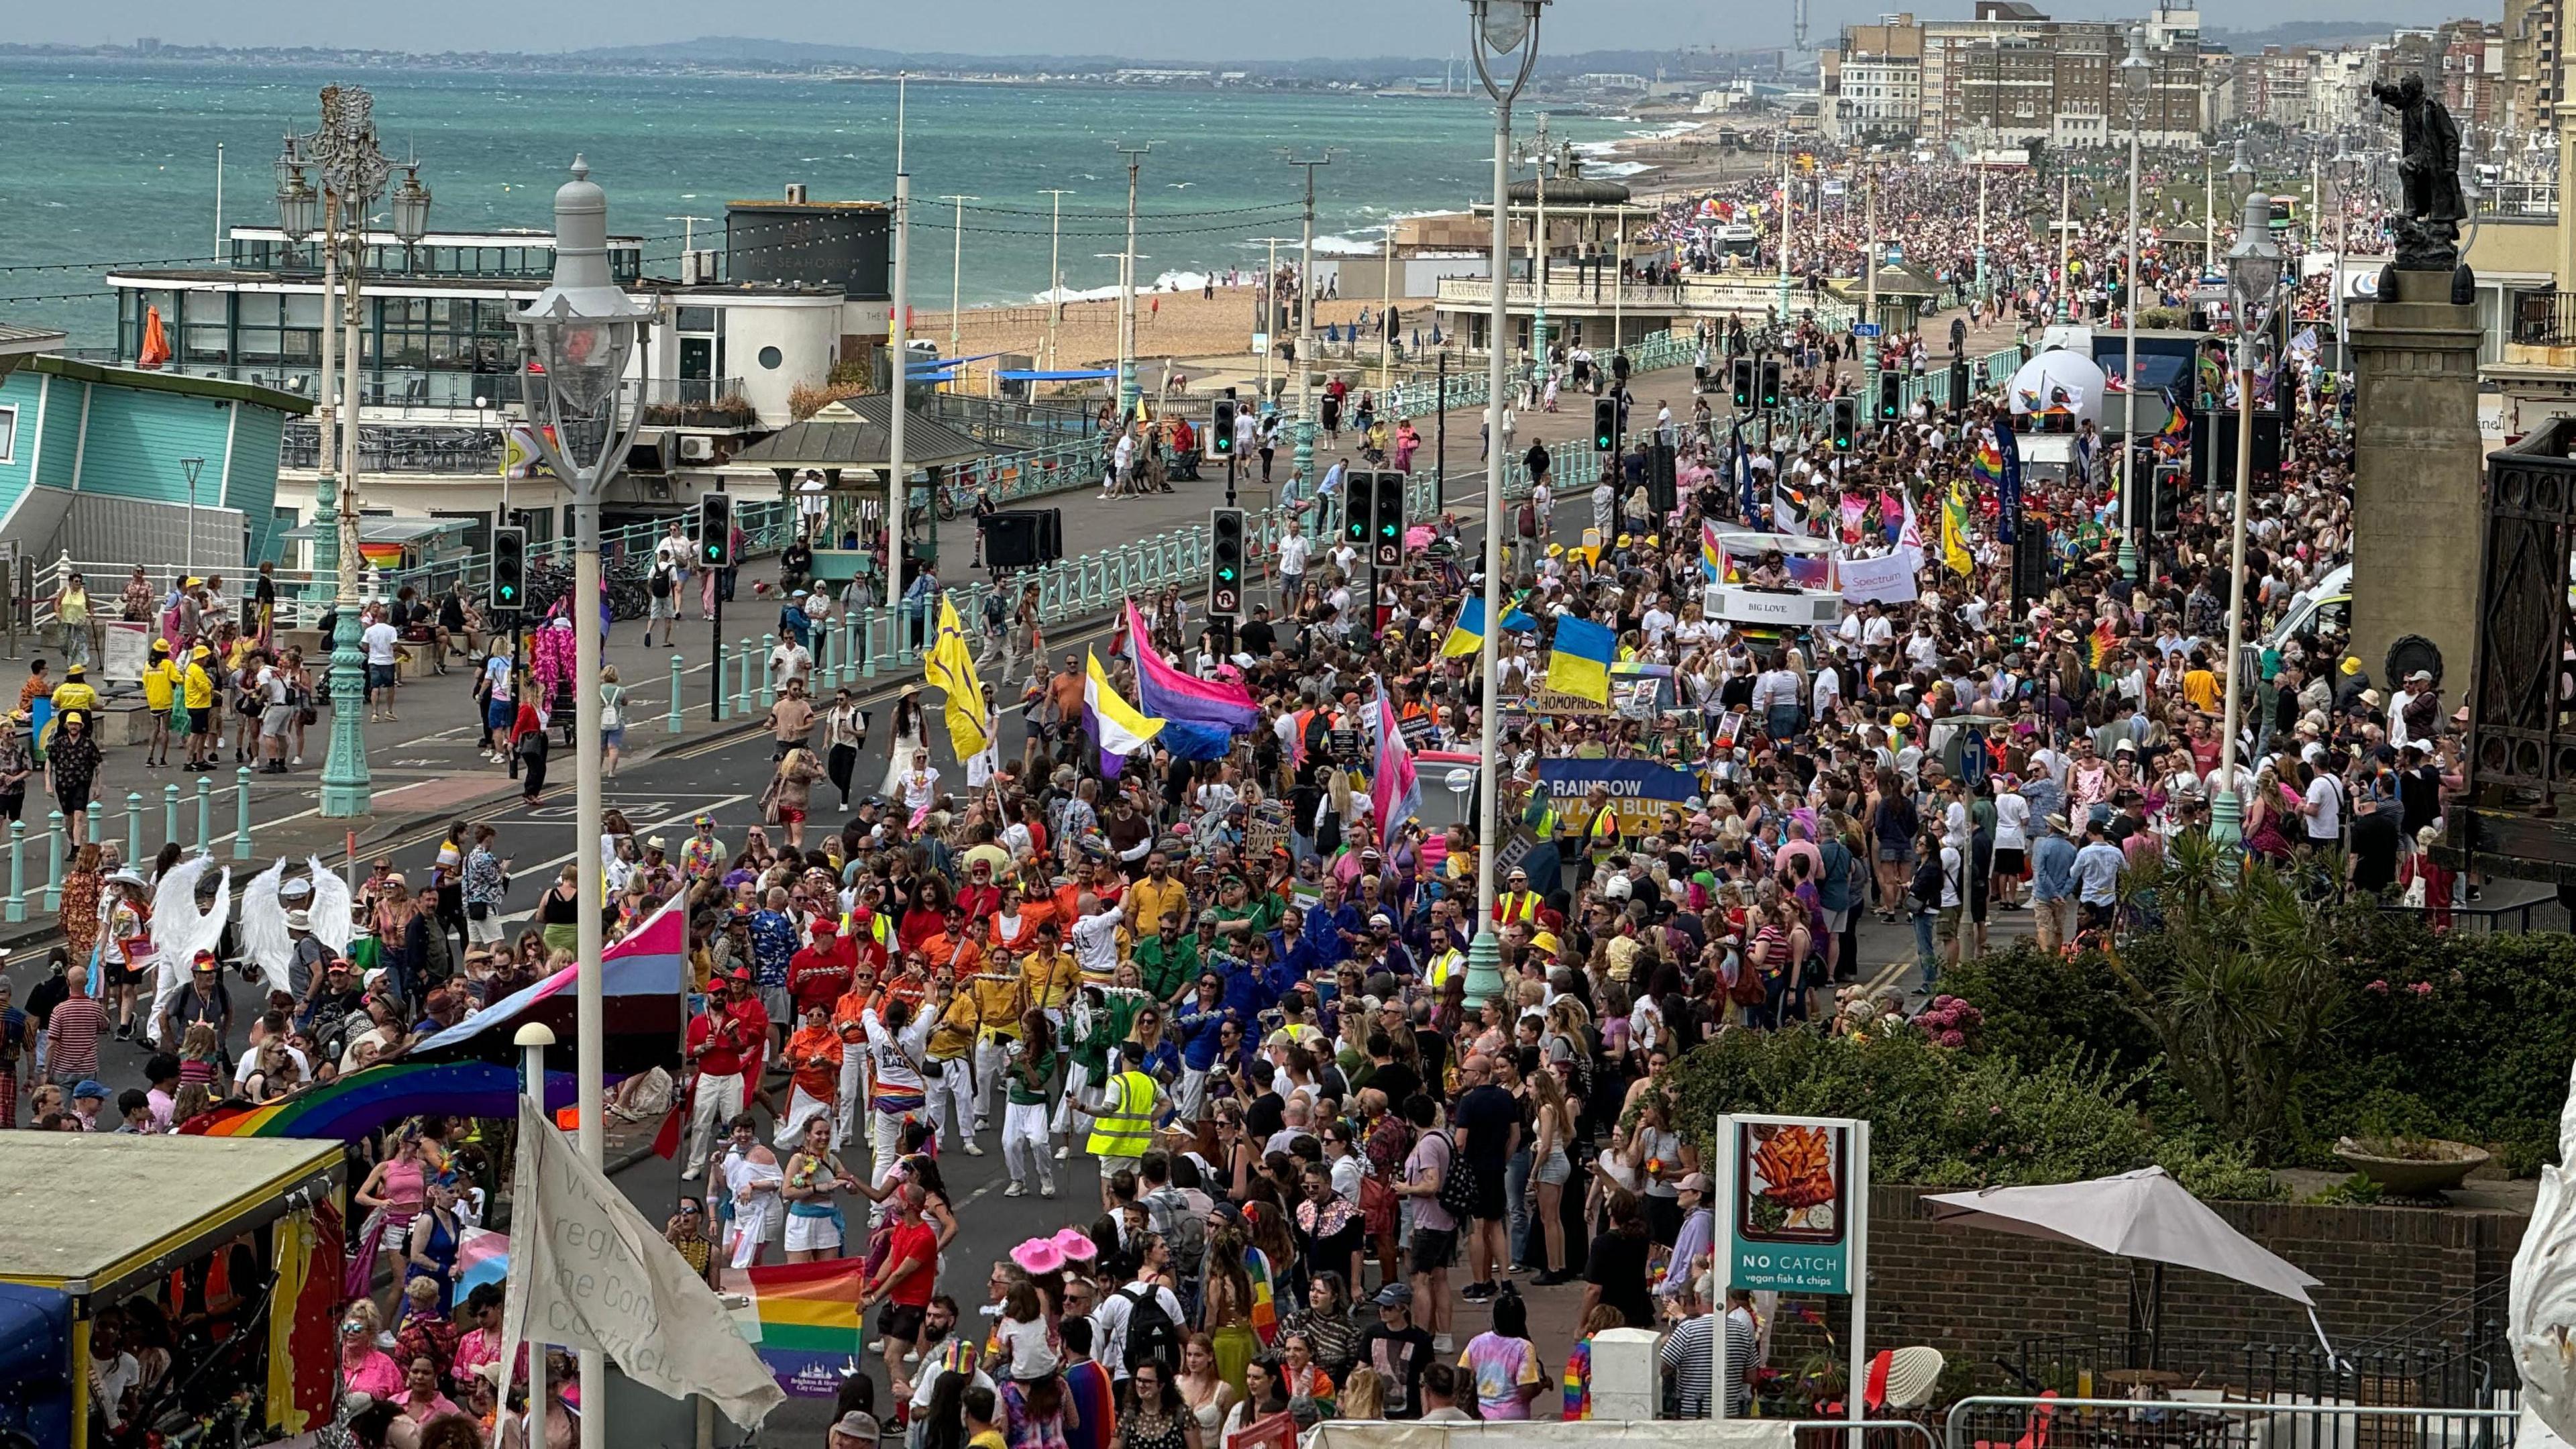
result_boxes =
[2347,266,2485,692]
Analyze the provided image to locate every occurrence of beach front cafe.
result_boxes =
[728,395,995,587]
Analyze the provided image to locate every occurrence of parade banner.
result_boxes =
[1536,758,1703,833]
[744,1259,870,1397]
[1998,415,2024,545]
[1839,550,1919,605]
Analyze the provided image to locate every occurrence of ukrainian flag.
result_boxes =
[1545,615,1615,704]
[1500,596,1538,633]
[1442,596,1489,657]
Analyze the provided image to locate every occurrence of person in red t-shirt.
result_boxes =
[861,1183,941,1385]
[788,922,855,1019]
[682,973,770,1179]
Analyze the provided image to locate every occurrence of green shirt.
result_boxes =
[1007,1046,1057,1106]
[1131,934,1202,1002]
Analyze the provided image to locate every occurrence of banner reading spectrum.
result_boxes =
[1536,758,1704,834]
[1839,549,1920,606]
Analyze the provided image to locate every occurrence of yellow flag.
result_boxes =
[1941,482,1974,577]
[922,595,990,760]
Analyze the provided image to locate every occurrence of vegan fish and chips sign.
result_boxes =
[1716,1114,1870,1295]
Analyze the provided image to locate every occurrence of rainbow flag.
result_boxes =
[745,1259,868,1397]
[1246,1245,1280,1347]
[1970,437,2004,489]
[182,1061,576,1138]
[1701,521,1730,583]
[357,541,406,570]
[1124,600,1258,733]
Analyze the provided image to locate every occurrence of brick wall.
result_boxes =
[1776,1187,2527,1390]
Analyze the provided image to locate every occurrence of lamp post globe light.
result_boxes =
[2208,189,2281,847]
[280,83,427,819]
[513,156,652,1449]
[1465,0,1546,1010]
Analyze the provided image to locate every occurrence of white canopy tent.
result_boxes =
[1924,1166,2334,1358]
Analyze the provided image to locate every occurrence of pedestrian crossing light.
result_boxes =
[1210,506,1246,617]
[1344,470,1375,550]
[1731,358,1755,410]
[1759,359,1782,409]
[1593,396,1617,451]
[1831,398,1857,453]
[1211,398,1236,457]
[696,491,733,568]
[1371,470,1405,568]
[490,526,526,611]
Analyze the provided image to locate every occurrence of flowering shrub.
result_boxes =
[1915,994,1985,1051]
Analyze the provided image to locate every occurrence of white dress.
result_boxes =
[877,707,932,800]
[722,1146,784,1269]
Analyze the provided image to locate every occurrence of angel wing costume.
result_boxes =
[147,855,230,1046]
[2514,1058,2576,1444]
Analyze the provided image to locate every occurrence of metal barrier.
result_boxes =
[1944,1395,2516,1449]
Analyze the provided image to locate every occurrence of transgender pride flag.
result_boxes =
[1124,601,1258,733]
[1368,680,1420,833]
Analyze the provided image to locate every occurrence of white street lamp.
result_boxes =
[512,156,653,1449]
[1464,0,1547,1010]
[2209,190,2280,847]
[2117,23,2151,580]
[180,456,205,579]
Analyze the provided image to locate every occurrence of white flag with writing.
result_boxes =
[498,1095,785,1430]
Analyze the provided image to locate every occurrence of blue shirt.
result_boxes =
[2073,841,2127,906]
[1218,955,1275,1022]
[1301,902,1358,968]
[1175,1001,1239,1071]
[747,909,798,988]
[2030,834,2079,902]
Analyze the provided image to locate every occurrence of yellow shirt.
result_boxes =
[1019,950,1081,1015]
[141,660,177,710]
[926,992,980,1061]
[1126,875,1190,934]
[2182,668,2219,713]
[48,682,98,716]
[970,973,1026,1038]
[182,663,215,710]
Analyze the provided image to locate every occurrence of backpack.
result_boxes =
[1516,500,1539,538]
[1432,1130,1480,1222]
[1119,1284,1183,1375]
[1144,1186,1206,1275]
[648,569,672,600]
[1909,853,1945,912]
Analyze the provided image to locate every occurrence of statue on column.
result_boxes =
[2369,72,2468,274]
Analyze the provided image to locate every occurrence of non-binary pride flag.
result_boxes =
[744,1259,869,1398]
[1084,649,1166,778]
[1545,615,1615,704]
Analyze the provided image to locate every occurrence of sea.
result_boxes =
[0,58,1664,344]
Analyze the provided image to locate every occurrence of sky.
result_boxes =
[11,0,2481,56]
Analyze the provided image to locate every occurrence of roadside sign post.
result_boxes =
[1713,1112,1870,1440]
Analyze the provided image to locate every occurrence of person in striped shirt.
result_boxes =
[44,963,108,1090]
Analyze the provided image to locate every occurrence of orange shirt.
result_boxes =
[920,931,984,976]
[785,1024,843,1102]
[832,985,880,1047]
[989,898,1059,955]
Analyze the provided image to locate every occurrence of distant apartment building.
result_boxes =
[2506,0,2563,137]
[1824,2,2202,146]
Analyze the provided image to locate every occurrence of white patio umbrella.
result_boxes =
[1924,1166,2334,1356]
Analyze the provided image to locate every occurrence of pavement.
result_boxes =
[0,295,2036,1441]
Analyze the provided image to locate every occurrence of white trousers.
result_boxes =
[836,1050,869,1148]
[867,1106,916,1220]
[1002,1101,1055,1190]
[1051,1061,1095,1138]
[1175,1067,1210,1126]
[684,1070,746,1177]
[972,1036,1016,1127]
[923,1058,974,1146]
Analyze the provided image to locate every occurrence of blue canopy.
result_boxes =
[996,368,1118,381]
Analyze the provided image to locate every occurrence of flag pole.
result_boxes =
[508,1022,555,1449]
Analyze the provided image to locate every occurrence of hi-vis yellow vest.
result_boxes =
[1086,1070,1159,1157]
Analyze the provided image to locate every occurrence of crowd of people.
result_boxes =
[0,135,2426,1449]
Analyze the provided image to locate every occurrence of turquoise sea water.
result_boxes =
[0,59,1635,342]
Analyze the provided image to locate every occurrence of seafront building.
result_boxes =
[87,186,896,564]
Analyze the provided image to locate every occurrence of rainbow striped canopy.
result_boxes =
[181,1060,577,1139]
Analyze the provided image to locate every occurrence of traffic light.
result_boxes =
[1831,397,1857,453]
[1370,470,1405,568]
[1209,506,1246,617]
[1211,398,1236,458]
[1876,370,1904,422]
[2151,460,2183,533]
[1758,358,1782,409]
[1592,396,1617,452]
[1647,444,1678,518]
[490,526,526,612]
[696,491,733,569]
[1343,470,1375,551]
[1731,358,1755,409]
[1947,355,1970,415]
